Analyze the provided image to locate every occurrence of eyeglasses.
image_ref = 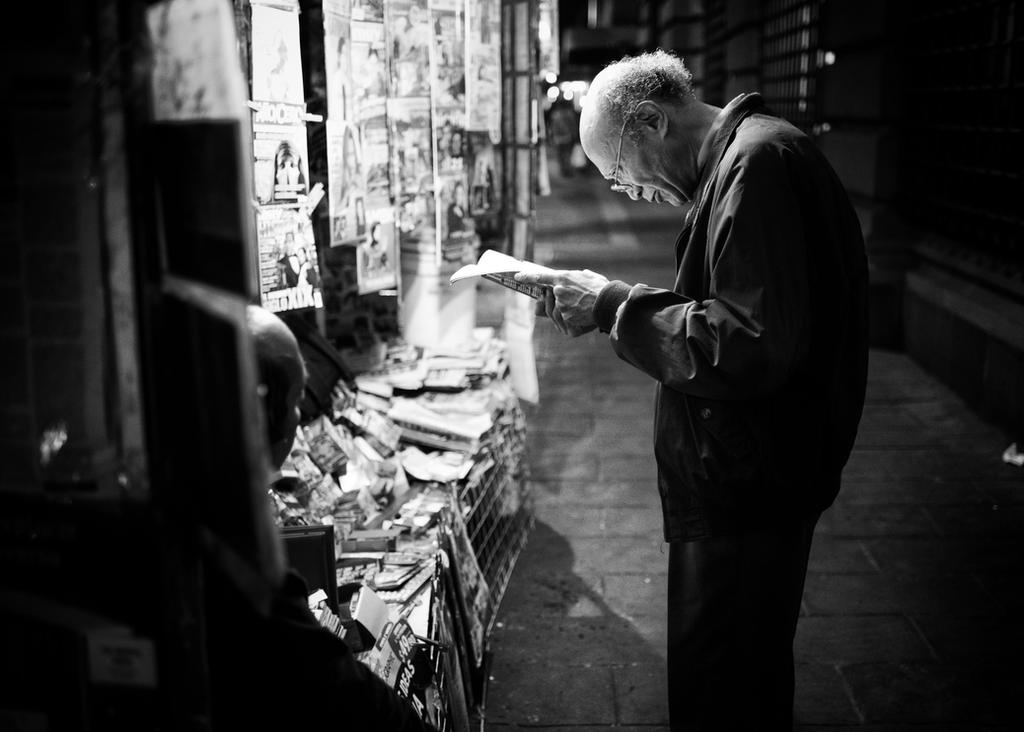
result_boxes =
[609,115,632,193]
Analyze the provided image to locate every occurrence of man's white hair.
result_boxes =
[595,50,695,138]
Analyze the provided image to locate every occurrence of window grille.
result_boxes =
[760,0,823,132]
[703,0,727,106]
[903,0,1023,272]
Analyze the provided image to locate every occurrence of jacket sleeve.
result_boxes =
[594,144,811,400]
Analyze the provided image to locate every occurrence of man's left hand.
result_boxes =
[515,269,609,337]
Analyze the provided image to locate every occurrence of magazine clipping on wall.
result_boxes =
[250,0,323,312]
[387,0,431,98]
[466,0,501,137]
[324,2,356,246]
[466,131,498,217]
[257,206,324,312]
[356,98,399,293]
[356,210,398,294]
[147,0,248,122]
[431,0,474,267]
[391,99,435,258]
[250,1,309,206]
[351,0,383,23]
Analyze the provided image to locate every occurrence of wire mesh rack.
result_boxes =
[457,400,534,633]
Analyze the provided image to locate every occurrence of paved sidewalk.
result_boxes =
[483,166,1024,730]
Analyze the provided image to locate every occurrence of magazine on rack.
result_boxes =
[449,249,554,299]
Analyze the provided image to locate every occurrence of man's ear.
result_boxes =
[634,100,668,139]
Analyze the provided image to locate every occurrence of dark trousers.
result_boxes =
[667,513,819,731]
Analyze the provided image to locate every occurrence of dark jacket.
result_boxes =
[593,93,869,542]
[207,571,435,731]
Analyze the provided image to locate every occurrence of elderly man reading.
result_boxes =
[517,51,868,730]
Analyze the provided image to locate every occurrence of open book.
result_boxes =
[449,249,554,300]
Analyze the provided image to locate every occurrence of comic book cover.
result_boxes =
[257,205,324,312]
[253,103,310,205]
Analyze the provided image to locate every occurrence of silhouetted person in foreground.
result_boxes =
[203,306,434,730]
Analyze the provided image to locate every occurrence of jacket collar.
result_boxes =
[675,93,766,260]
[694,93,765,191]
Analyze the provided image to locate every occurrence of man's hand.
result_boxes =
[515,268,609,337]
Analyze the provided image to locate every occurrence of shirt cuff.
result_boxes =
[593,280,632,334]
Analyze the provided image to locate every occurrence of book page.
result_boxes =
[449,249,554,299]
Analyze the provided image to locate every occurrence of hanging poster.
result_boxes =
[466,131,498,216]
[351,0,383,23]
[257,206,324,312]
[250,0,309,205]
[324,0,354,124]
[352,19,388,108]
[466,0,501,135]
[357,212,398,294]
[250,1,305,106]
[326,119,364,244]
[537,0,560,78]
[431,0,473,266]
[390,98,435,257]
[147,0,248,122]
[387,0,432,98]
[253,106,310,205]
[357,99,398,293]
[360,99,392,210]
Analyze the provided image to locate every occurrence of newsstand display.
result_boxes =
[0,0,541,727]
[270,330,532,727]
[169,0,536,727]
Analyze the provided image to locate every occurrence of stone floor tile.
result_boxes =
[600,506,665,537]
[926,503,1024,537]
[806,535,879,573]
[794,616,934,663]
[912,614,1024,664]
[977,477,1024,505]
[795,727,1013,732]
[601,574,667,619]
[529,479,662,509]
[611,663,670,726]
[496,569,604,619]
[490,617,666,667]
[484,662,616,726]
[815,503,937,538]
[537,505,608,538]
[802,573,997,617]
[835,479,989,506]
[599,455,658,482]
[567,536,670,575]
[488,727,669,732]
[972,572,1024,613]
[864,536,1024,576]
[857,402,927,428]
[528,451,599,481]
[842,448,951,481]
[840,662,1022,725]
[793,663,861,725]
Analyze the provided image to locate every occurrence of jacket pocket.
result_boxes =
[687,396,762,498]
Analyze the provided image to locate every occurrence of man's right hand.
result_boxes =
[516,268,609,337]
